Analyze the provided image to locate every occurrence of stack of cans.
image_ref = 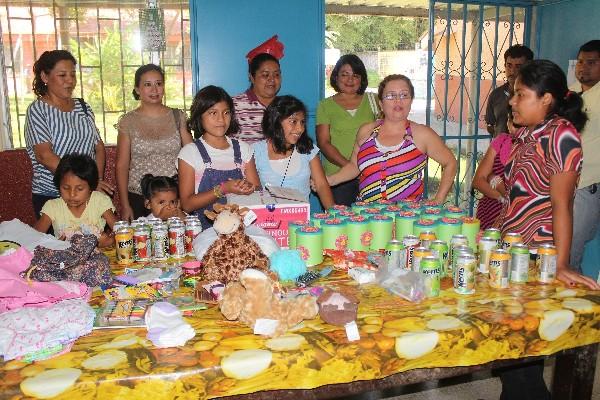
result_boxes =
[112,215,203,264]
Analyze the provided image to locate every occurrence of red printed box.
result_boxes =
[226,189,310,248]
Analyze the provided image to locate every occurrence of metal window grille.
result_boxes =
[0,0,192,148]
[427,0,531,213]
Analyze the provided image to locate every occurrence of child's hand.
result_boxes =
[223,179,255,195]
[98,232,114,248]
[157,204,181,220]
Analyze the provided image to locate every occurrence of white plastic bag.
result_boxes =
[375,258,425,303]
[192,225,280,261]
[0,219,70,251]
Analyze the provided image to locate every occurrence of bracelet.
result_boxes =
[213,185,223,199]
[489,175,503,190]
[220,181,227,195]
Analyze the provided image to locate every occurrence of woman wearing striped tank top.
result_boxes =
[327,74,456,204]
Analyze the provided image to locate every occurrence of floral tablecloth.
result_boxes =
[2,253,600,399]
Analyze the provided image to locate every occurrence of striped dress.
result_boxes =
[357,121,427,202]
[25,99,100,197]
[475,133,512,230]
[500,117,582,245]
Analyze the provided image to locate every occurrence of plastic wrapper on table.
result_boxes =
[375,259,425,302]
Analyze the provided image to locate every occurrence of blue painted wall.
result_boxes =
[536,0,600,71]
[189,0,324,138]
[537,0,600,277]
[190,0,325,212]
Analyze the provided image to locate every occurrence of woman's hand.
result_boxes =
[556,267,600,290]
[97,179,115,196]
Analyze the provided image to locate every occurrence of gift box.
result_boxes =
[226,189,310,248]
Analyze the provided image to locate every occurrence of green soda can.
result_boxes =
[385,239,406,270]
[429,240,449,277]
[454,253,476,294]
[510,243,530,283]
[483,228,502,247]
[420,255,441,297]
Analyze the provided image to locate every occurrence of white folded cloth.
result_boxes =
[145,302,195,348]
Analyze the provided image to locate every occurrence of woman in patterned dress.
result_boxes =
[115,64,193,221]
[500,60,598,289]
[326,74,457,204]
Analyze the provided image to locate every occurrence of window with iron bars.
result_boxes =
[0,0,192,148]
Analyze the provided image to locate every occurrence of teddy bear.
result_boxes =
[219,268,319,337]
[201,203,269,283]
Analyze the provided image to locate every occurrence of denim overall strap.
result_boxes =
[192,139,244,229]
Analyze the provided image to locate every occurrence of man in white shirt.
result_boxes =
[570,40,600,272]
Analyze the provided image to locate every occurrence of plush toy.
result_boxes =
[202,204,269,283]
[219,268,319,337]
[269,249,307,281]
[317,289,359,326]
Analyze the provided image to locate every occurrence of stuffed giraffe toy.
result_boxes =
[201,203,269,283]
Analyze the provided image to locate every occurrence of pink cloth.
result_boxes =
[0,247,90,313]
[490,133,513,166]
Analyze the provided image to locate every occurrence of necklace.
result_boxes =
[280,147,295,186]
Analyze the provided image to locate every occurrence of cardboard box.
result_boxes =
[226,188,310,248]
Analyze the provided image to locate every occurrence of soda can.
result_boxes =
[168,217,183,227]
[133,226,151,262]
[412,246,432,272]
[478,236,498,274]
[454,253,476,294]
[385,239,406,270]
[449,234,469,271]
[510,243,530,283]
[146,215,162,225]
[152,225,169,261]
[420,255,441,297]
[537,243,557,283]
[113,220,130,232]
[502,232,522,252]
[419,230,437,249]
[529,247,538,282]
[483,228,502,247]
[168,222,186,259]
[429,240,449,277]
[185,219,203,256]
[489,249,510,289]
[115,227,134,265]
[451,244,472,277]
[403,235,420,270]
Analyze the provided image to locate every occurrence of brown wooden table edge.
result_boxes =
[219,343,598,400]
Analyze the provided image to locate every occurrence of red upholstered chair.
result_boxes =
[0,146,121,225]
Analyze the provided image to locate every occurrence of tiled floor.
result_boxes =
[343,354,600,400]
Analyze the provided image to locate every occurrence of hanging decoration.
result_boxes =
[139,6,166,51]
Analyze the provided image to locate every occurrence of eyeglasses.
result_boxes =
[339,72,361,81]
[382,91,412,101]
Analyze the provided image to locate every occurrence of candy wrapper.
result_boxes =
[325,249,377,270]
[348,267,377,284]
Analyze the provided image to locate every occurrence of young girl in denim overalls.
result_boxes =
[177,85,260,229]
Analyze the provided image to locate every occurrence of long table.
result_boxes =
[1,255,600,399]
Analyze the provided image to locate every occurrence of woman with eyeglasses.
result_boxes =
[327,74,457,203]
[316,54,379,205]
[232,53,282,144]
